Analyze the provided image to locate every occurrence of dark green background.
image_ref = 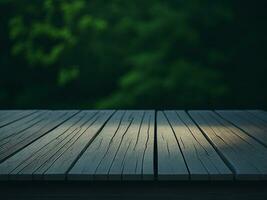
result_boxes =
[0,0,266,109]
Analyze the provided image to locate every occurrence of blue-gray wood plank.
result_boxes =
[0,110,267,181]
[69,110,155,180]
[160,111,232,180]
[189,110,267,180]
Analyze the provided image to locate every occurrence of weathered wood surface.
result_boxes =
[0,110,36,128]
[0,110,78,163]
[162,111,232,180]
[69,110,155,180]
[156,111,188,180]
[0,110,113,180]
[216,110,267,147]
[0,110,267,181]
[189,110,267,180]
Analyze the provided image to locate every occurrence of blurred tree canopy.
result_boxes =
[0,0,266,109]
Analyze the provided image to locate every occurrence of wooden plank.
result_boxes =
[107,111,144,180]
[219,110,267,131]
[216,110,267,147]
[39,110,114,180]
[0,110,87,180]
[140,112,155,180]
[0,110,37,128]
[164,111,232,180]
[0,110,24,122]
[4,110,113,180]
[94,111,135,181]
[189,110,267,180]
[68,110,155,181]
[9,111,96,180]
[0,110,78,163]
[68,110,127,180]
[0,111,48,141]
[110,111,154,180]
[0,110,36,123]
[247,110,267,123]
[157,111,188,180]
[0,111,16,121]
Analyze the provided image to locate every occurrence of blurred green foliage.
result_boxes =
[0,0,266,109]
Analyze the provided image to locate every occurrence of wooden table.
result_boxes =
[0,110,266,199]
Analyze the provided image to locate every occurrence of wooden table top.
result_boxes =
[0,110,266,181]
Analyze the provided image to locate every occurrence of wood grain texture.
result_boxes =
[0,110,37,128]
[216,110,267,147]
[0,110,90,180]
[42,110,114,180]
[157,111,189,180]
[7,110,113,180]
[0,111,46,141]
[110,111,154,180]
[247,110,267,123]
[68,110,155,180]
[0,110,78,163]
[0,110,267,181]
[164,111,232,180]
[189,110,267,180]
